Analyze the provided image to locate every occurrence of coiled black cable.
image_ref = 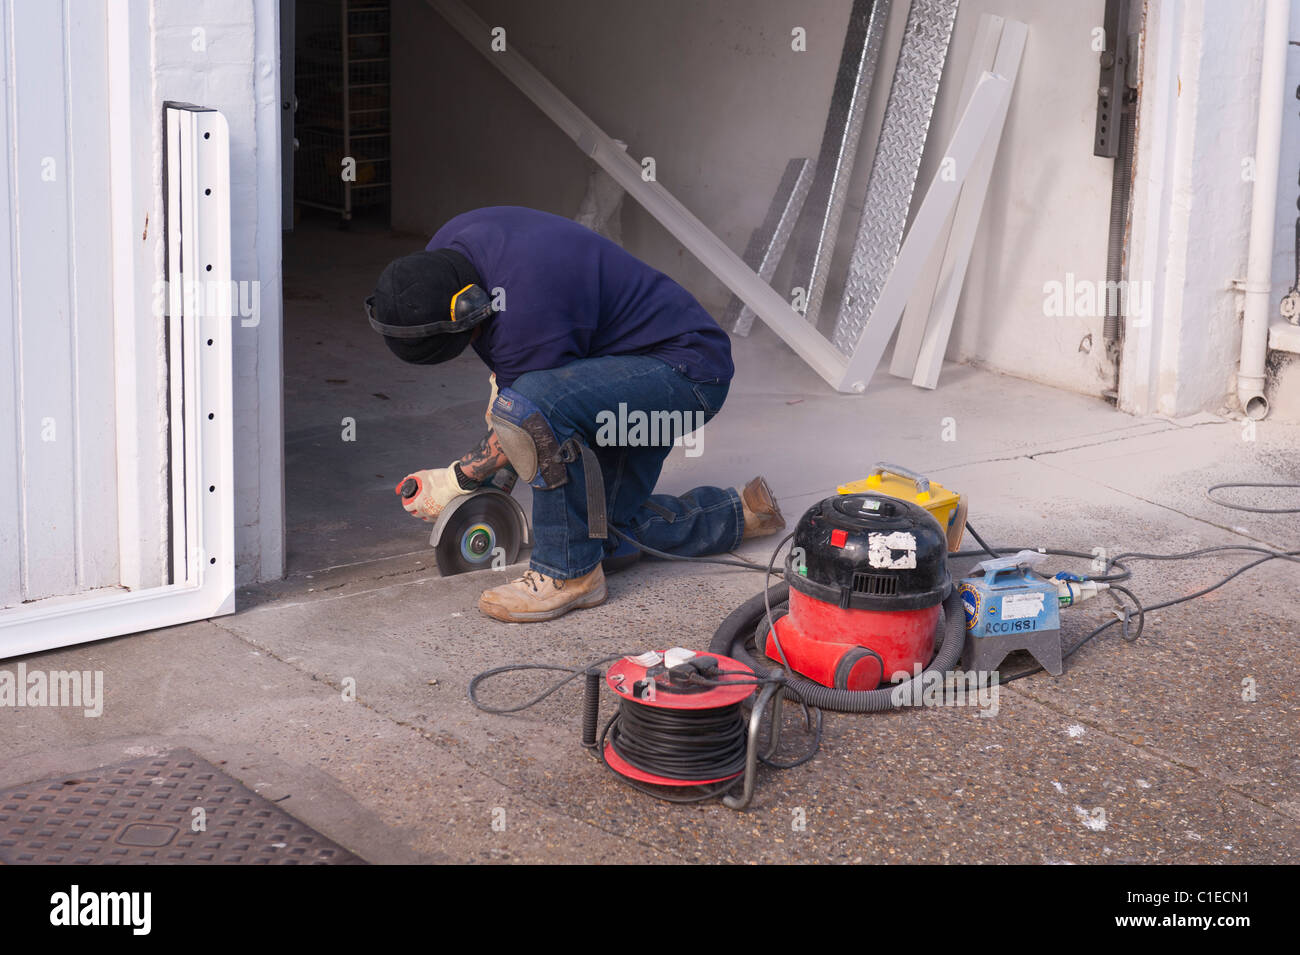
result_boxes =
[606,699,749,781]
[469,649,823,804]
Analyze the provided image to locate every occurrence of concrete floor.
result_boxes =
[2,217,1298,864]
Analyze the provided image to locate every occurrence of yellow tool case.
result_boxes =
[837,463,967,552]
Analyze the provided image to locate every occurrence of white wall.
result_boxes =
[1122,0,1290,418]
[151,0,285,584]
[1274,2,1300,299]
[1268,0,1300,415]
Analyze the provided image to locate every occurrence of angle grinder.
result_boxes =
[400,465,530,576]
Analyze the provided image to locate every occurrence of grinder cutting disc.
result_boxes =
[433,493,524,576]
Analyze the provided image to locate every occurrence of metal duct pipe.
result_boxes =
[1238,0,1291,420]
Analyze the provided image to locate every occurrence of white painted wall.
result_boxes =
[1267,0,1300,416]
[151,0,286,584]
[1122,0,1290,418]
[1274,2,1300,298]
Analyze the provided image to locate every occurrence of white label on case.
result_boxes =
[1002,592,1045,619]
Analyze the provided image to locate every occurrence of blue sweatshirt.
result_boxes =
[426,207,734,388]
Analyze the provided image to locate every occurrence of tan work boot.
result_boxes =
[478,565,608,623]
[740,476,785,540]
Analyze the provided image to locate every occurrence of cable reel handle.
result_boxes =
[581,667,602,749]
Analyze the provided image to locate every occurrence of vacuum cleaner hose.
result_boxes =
[709,584,966,713]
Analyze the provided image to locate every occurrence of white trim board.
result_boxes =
[909,18,1027,391]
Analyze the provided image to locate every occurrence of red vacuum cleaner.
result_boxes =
[765,494,953,690]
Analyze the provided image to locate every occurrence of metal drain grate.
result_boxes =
[0,750,364,865]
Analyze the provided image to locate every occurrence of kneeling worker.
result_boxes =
[366,206,783,623]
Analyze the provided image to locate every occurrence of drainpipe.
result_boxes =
[1238,0,1290,420]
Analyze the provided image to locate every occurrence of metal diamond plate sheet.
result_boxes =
[834,0,960,354]
[0,750,364,864]
[729,157,814,335]
[793,0,891,327]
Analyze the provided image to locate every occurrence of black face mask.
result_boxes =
[367,248,486,365]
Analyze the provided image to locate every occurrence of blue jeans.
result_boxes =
[508,355,742,579]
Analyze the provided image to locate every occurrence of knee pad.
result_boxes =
[491,387,572,490]
[490,385,607,539]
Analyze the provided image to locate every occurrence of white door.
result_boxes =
[0,1,235,658]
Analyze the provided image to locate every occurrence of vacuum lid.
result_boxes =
[829,494,911,526]
[786,494,952,611]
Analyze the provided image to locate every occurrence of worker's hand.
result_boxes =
[485,373,498,429]
[396,464,469,522]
